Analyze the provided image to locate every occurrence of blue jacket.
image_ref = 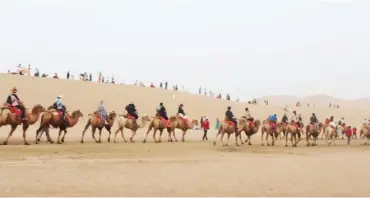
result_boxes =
[97,102,107,119]
[269,114,277,122]
[55,98,64,110]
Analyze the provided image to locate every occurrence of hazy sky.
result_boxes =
[1,0,369,100]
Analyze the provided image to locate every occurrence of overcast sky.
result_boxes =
[1,0,369,100]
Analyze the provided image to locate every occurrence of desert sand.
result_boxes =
[0,74,369,196]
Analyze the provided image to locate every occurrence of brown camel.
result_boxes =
[237,119,261,145]
[305,122,323,146]
[285,123,301,147]
[260,120,279,146]
[168,115,198,142]
[213,118,237,146]
[80,111,117,143]
[324,125,337,146]
[277,122,288,140]
[35,108,83,144]
[143,115,172,143]
[113,114,150,143]
[0,104,46,145]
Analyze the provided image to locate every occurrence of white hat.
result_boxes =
[57,95,63,98]
[205,117,208,120]
[130,100,134,104]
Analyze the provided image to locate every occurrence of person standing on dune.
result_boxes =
[202,117,210,141]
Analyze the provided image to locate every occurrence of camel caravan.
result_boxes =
[1,87,369,147]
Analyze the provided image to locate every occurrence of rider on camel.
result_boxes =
[177,104,188,125]
[281,113,288,124]
[310,113,319,129]
[53,95,66,121]
[268,113,277,131]
[329,116,336,128]
[96,100,107,124]
[157,102,168,120]
[6,87,27,120]
[291,111,298,127]
[125,101,138,123]
[225,106,237,132]
[242,107,254,122]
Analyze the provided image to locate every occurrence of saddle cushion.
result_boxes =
[161,117,171,127]
[248,120,254,127]
[179,117,189,125]
[9,106,22,117]
[127,114,135,121]
[269,121,276,128]
[226,120,235,127]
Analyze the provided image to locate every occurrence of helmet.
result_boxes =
[245,107,248,111]
[227,106,231,109]
[130,100,134,104]
[159,102,163,106]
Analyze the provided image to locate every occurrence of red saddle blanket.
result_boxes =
[9,106,22,117]
[226,120,235,127]
[179,117,189,125]
[161,117,171,127]
[269,121,276,128]
[127,114,135,121]
[248,120,254,127]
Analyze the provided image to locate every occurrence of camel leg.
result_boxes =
[120,128,127,142]
[153,129,159,143]
[266,132,270,146]
[57,128,63,144]
[306,132,310,146]
[22,124,30,145]
[106,126,112,142]
[35,125,43,144]
[181,129,186,142]
[221,132,226,146]
[285,132,289,147]
[61,128,68,143]
[165,128,171,142]
[113,127,121,143]
[91,128,99,143]
[172,128,178,142]
[130,130,137,143]
[235,131,240,146]
[143,126,152,143]
[98,128,103,143]
[3,125,18,145]
[272,132,276,146]
[80,126,87,143]
[44,128,54,143]
[261,130,265,146]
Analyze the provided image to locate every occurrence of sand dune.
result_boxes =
[1,73,370,196]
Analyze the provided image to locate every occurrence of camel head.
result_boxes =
[108,111,117,119]
[71,109,83,118]
[31,104,46,114]
[141,114,151,122]
[254,120,261,127]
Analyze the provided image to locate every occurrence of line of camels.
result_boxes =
[1,104,370,146]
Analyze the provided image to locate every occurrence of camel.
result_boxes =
[285,123,301,147]
[113,114,150,143]
[305,123,323,146]
[260,120,279,146]
[360,124,369,139]
[213,118,237,146]
[80,111,117,143]
[168,115,198,142]
[0,104,46,145]
[324,125,337,146]
[336,125,345,140]
[277,122,288,140]
[236,119,261,145]
[35,107,84,144]
[143,114,172,143]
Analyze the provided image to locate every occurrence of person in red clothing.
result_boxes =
[202,117,210,141]
[352,127,357,139]
[345,126,352,145]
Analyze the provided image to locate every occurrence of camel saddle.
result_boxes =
[8,105,22,117]
[51,110,70,123]
[178,116,189,126]
[309,124,318,131]
[160,117,171,127]
[225,120,235,127]
[248,120,254,127]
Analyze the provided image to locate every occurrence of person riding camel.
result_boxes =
[242,107,254,122]
[157,102,168,120]
[96,100,107,124]
[5,87,27,120]
[310,113,319,130]
[339,117,345,127]
[177,104,188,126]
[125,101,138,124]
[225,106,237,132]
[281,113,288,124]
[329,116,336,128]
[268,113,277,131]
[290,111,298,128]
[325,116,330,125]
[53,95,66,122]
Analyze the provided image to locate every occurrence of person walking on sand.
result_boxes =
[215,118,220,130]
[202,117,210,141]
[345,126,352,145]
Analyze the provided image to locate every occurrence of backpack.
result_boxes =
[6,95,12,105]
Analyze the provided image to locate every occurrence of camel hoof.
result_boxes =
[213,142,216,146]
[57,141,62,144]
[306,144,310,147]
[285,145,288,147]
[236,144,240,147]
[261,144,264,147]
[24,142,30,145]
[2,142,8,145]
[143,140,146,143]
[248,143,252,145]
[80,140,84,144]
[61,139,65,143]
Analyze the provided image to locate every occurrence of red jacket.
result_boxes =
[352,127,357,134]
[202,120,210,130]
[345,127,352,137]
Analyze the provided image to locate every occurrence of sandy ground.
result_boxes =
[0,127,369,197]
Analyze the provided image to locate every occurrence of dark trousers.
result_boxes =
[57,108,66,119]
[129,112,138,119]
[15,105,25,118]
[202,129,208,141]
